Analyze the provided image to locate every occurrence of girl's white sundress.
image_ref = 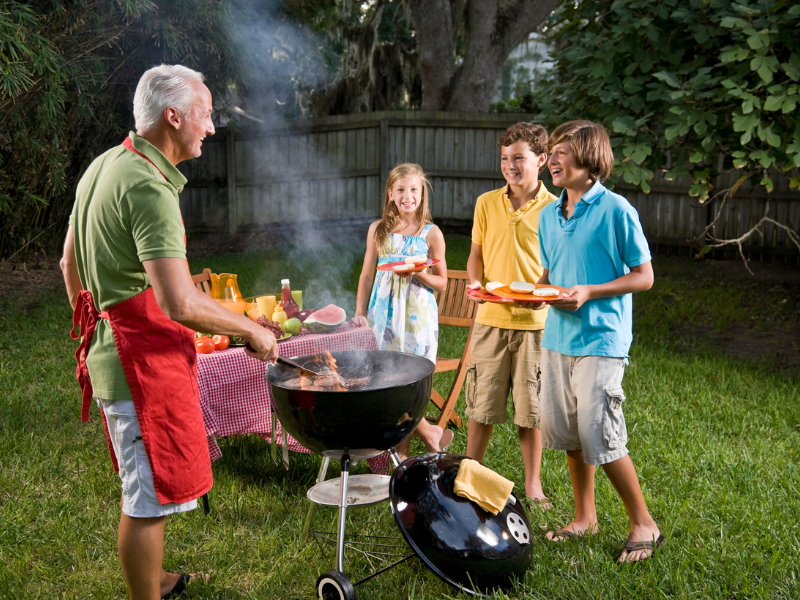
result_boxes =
[368,223,438,364]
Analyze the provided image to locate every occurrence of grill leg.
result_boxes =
[336,452,351,574]
[302,456,330,542]
[389,448,402,468]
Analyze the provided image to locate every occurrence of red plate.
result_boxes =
[377,258,441,273]
[492,284,570,303]
[466,287,514,304]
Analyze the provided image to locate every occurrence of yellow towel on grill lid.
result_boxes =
[453,458,514,515]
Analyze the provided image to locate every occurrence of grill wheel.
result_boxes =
[316,570,356,600]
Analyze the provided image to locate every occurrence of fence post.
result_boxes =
[226,129,238,235]
[379,117,389,212]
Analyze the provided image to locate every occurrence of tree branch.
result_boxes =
[700,198,800,274]
[445,0,560,111]
[500,0,563,56]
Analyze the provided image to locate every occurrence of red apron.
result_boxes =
[70,138,212,505]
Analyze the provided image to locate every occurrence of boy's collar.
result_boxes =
[503,180,548,202]
[554,179,605,207]
[582,180,605,204]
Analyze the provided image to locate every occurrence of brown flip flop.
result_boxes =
[619,534,666,563]
[547,525,599,542]
[547,527,578,542]
[528,495,553,511]
[162,573,210,599]
[162,573,190,599]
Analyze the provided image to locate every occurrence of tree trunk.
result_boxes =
[407,0,562,111]
[408,0,456,110]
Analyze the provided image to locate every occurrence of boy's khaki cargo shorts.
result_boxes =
[538,349,630,466]
[465,323,543,428]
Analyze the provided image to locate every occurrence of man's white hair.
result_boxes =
[133,64,205,131]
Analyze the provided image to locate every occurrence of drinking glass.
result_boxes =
[256,295,277,319]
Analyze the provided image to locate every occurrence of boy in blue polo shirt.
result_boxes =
[536,120,664,563]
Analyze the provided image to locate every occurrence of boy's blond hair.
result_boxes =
[549,120,614,182]
[375,163,433,255]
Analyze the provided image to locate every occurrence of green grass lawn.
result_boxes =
[1,235,799,599]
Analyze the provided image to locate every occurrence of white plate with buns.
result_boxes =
[377,258,441,273]
[491,283,569,303]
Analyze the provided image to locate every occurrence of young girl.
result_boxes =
[354,163,451,456]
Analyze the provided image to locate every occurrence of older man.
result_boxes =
[61,64,276,600]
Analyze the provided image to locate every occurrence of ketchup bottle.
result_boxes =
[281,279,300,319]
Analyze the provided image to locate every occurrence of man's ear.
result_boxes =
[164,106,182,130]
[537,153,548,168]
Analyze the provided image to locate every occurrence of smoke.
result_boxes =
[212,3,375,318]
[224,0,331,122]
[270,227,367,318]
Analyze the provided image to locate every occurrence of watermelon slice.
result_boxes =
[303,304,347,333]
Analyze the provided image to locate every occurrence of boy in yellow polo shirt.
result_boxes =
[465,122,557,510]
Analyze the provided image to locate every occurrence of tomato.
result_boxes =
[212,334,230,351]
[195,337,215,354]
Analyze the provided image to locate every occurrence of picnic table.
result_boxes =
[195,324,390,473]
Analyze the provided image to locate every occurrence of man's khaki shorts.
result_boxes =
[538,349,629,466]
[97,399,198,518]
[464,323,543,428]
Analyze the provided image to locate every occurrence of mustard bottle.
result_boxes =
[272,303,288,328]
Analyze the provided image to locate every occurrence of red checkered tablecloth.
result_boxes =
[196,324,391,474]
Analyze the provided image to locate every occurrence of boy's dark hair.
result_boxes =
[548,120,614,182]
[498,122,548,155]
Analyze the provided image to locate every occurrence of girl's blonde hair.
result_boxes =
[375,163,433,255]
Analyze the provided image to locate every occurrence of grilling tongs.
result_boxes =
[248,343,344,382]
[275,355,323,377]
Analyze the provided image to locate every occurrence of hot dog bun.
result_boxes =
[509,281,535,294]
[393,263,416,272]
[404,255,428,265]
[534,287,559,297]
[485,281,504,293]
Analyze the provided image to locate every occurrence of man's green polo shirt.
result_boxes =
[69,132,188,400]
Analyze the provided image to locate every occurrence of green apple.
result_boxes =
[283,318,302,336]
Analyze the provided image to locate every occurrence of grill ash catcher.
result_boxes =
[266,350,533,599]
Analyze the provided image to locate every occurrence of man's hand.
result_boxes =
[243,326,278,362]
[553,285,592,312]
[466,281,485,304]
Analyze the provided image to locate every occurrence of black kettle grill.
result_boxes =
[266,350,532,599]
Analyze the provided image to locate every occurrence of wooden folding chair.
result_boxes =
[191,268,213,295]
[430,270,477,429]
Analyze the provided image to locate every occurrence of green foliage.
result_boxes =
[306,0,421,115]
[535,0,800,200]
[0,0,247,259]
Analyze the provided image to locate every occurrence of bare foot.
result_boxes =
[416,421,445,453]
[618,524,663,563]
[545,521,599,542]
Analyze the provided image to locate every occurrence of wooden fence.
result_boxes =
[179,110,800,257]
